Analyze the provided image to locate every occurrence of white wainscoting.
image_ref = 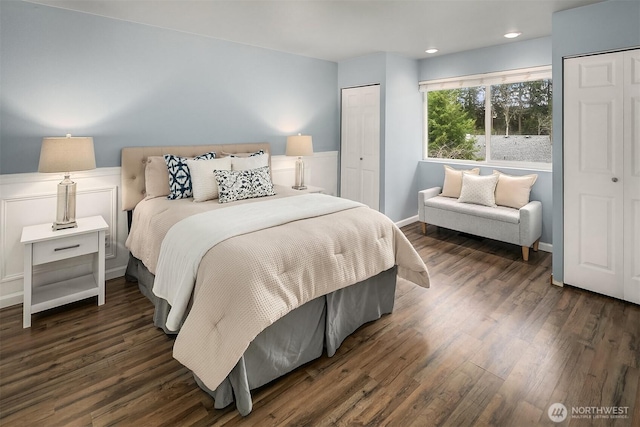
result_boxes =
[271,151,338,196]
[0,151,339,308]
[0,167,129,308]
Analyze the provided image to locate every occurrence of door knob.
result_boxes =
[612,177,618,182]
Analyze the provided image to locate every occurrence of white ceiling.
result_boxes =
[28,0,605,62]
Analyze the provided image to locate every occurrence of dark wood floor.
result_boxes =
[1,224,638,426]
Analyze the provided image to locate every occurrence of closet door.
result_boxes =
[564,48,640,304]
[564,52,625,299]
[624,50,640,304]
[340,85,380,210]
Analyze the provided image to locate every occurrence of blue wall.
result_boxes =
[383,55,423,222]
[418,36,553,244]
[336,53,389,150]
[419,37,552,81]
[4,0,637,250]
[551,0,640,282]
[337,53,423,222]
[0,1,338,174]
[337,53,388,211]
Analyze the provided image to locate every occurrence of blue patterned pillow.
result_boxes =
[214,166,276,203]
[164,151,216,199]
[225,150,265,157]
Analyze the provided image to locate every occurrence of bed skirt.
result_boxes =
[125,254,397,415]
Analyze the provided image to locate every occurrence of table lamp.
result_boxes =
[286,134,313,190]
[38,134,96,230]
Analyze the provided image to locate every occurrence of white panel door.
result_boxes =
[624,50,640,304]
[564,52,625,299]
[340,85,380,210]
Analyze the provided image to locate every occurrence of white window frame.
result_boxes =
[419,65,552,170]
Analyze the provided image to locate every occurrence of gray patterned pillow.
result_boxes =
[214,166,276,203]
[458,172,499,207]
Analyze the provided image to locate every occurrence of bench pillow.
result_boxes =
[493,171,538,209]
[458,172,499,207]
[441,165,480,198]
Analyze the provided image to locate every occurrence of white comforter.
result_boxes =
[153,194,364,331]
[126,190,430,393]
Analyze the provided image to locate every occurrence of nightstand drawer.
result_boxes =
[22,216,108,328]
[32,232,98,265]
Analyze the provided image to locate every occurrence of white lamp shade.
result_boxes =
[286,135,313,157]
[38,136,96,173]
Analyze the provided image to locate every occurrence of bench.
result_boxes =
[418,186,542,260]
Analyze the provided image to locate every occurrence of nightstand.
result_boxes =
[293,185,324,194]
[21,216,108,328]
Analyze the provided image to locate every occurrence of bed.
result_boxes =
[121,143,429,415]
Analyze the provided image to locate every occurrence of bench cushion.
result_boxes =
[424,196,520,224]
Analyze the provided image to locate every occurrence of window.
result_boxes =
[420,66,552,166]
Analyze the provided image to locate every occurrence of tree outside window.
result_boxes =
[423,69,552,165]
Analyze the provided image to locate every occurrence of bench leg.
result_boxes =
[421,222,427,235]
[533,238,540,252]
[522,246,530,261]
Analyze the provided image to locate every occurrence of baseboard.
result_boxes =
[538,242,552,253]
[0,290,23,309]
[395,215,418,228]
[106,265,127,281]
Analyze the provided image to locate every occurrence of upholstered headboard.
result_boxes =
[121,143,271,211]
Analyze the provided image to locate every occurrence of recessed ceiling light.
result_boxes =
[504,32,522,39]
[425,48,439,54]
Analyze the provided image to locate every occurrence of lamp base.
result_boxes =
[293,157,307,190]
[52,220,77,231]
[53,174,77,231]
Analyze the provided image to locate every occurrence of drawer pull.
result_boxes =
[54,244,80,252]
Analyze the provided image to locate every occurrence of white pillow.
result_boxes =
[493,170,538,209]
[186,157,232,202]
[230,152,269,171]
[441,165,480,198]
[458,172,499,207]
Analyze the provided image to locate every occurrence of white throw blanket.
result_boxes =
[153,194,364,331]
